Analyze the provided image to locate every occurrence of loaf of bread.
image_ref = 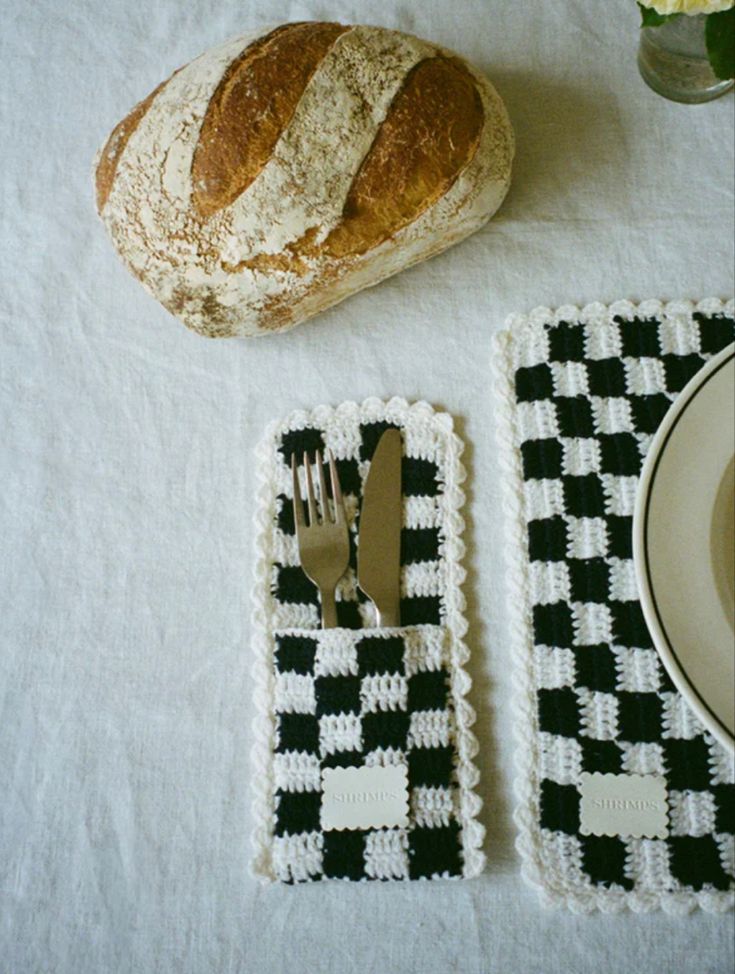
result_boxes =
[94,22,514,338]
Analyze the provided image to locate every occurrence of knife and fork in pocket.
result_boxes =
[291,429,402,628]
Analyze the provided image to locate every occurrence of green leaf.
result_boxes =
[638,3,680,28]
[705,8,735,80]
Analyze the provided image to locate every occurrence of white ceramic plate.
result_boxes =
[634,343,735,752]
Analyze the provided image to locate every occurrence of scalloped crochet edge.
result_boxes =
[491,296,735,915]
[249,396,485,882]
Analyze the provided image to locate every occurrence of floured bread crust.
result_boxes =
[95,23,514,338]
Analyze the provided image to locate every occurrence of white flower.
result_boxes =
[639,0,734,14]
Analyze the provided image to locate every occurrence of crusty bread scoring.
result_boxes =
[95,23,514,338]
[191,23,351,219]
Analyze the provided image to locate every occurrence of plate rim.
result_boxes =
[633,342,735,753]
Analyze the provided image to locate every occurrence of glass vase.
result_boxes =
[638,14,734,103]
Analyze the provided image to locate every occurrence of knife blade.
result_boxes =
[357,428,402,627]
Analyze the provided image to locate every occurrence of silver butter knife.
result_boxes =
[357,428,402,627]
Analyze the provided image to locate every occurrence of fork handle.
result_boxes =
[320,589,338,629]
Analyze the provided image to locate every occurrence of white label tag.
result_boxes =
[321,765,409,831]
[579,772,669,839]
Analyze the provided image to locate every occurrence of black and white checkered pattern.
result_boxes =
[252,400,481,883]
[506,300,735,903]
[272,626,463,882]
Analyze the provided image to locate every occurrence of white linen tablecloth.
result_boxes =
[1,1,733,971]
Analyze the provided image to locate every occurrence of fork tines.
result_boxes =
[291,449,344,527]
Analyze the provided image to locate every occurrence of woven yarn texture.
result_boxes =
[495,299,735,913]
[251,399,483,883]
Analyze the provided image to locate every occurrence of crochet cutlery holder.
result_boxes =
[251,398,483,883]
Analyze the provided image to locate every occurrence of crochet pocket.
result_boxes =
[254,624,481,883]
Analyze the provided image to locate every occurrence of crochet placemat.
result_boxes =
[493,298,735,913]
[250,398,483,883]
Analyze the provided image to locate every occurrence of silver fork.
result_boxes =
[291,449,349,628]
